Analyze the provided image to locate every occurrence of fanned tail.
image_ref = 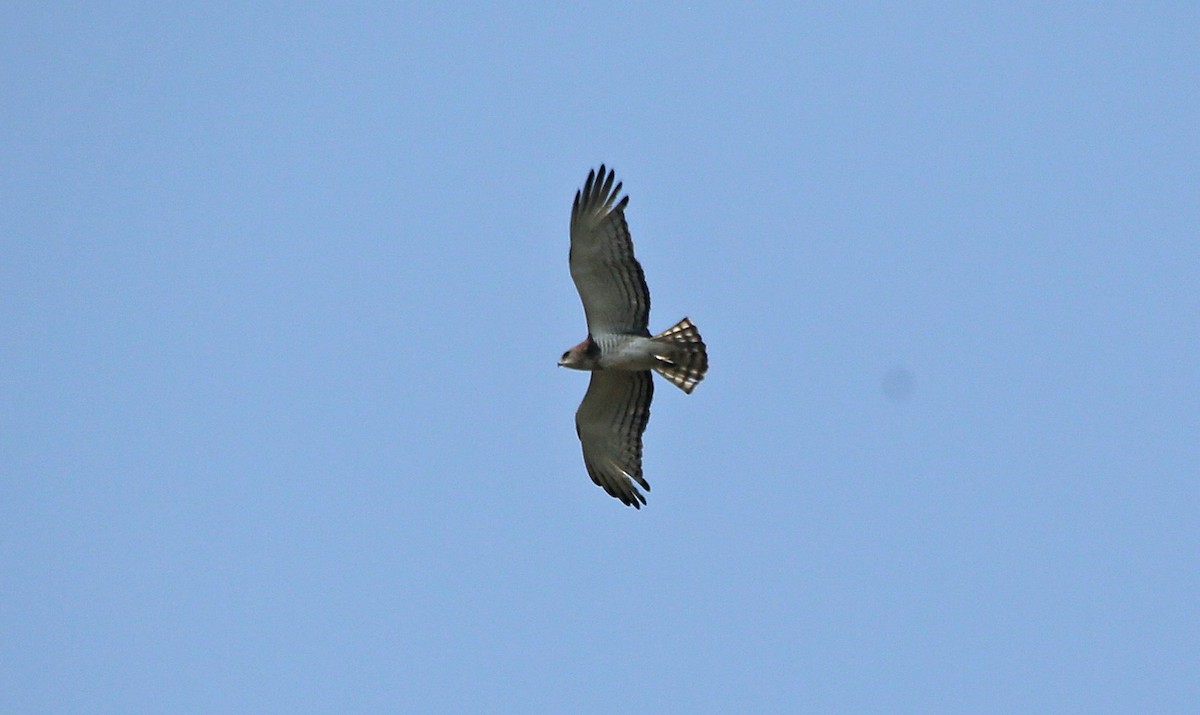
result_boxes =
[651,317,708,394]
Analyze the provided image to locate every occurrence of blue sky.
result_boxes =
[2,3,1197,712]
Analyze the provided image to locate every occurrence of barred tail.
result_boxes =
[651,317,708,394]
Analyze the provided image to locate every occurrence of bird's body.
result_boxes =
[559,166,708,508]
[562,334,659,371]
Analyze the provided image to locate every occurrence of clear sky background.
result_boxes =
[2,3,1197,713]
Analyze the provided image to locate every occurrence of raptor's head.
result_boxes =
[558,337,600,370]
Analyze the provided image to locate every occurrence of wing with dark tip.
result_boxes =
[569,165,651,336]
[574,369,654,508]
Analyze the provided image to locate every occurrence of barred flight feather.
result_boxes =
[651,317,709,394]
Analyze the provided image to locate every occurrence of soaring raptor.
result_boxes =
[558,166,708,508]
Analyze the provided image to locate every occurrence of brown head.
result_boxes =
[558,336,601,370]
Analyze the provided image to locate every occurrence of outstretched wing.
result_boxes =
[569,165,651,336]
[575,369,654,508]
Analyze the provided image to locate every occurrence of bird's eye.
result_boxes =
[561,352,570,360]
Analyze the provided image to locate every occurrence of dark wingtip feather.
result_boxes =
[583,168,596,199]
[598,167,615,203]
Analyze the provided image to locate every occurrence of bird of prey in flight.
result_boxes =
[558,166,708,508]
